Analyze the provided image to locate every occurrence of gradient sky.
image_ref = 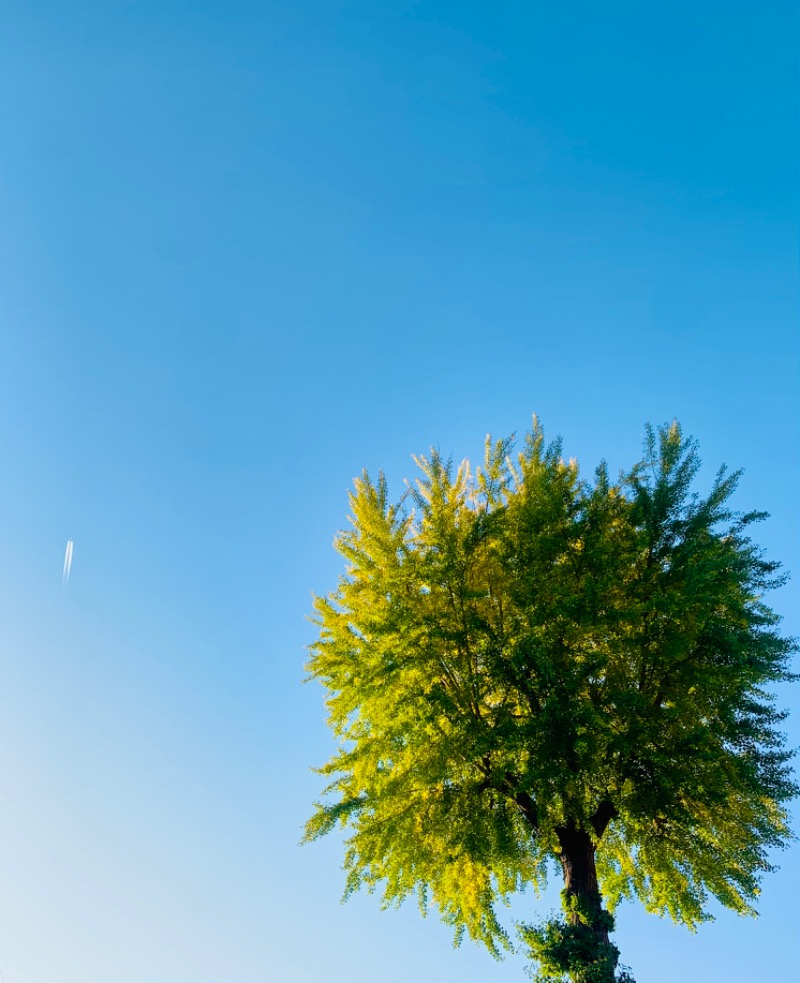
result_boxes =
[0,2,797,981]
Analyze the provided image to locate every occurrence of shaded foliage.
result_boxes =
[520,893,635,983]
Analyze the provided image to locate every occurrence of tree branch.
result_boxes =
[589,799,618,839]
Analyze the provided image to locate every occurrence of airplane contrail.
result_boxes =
[63,539,73,584]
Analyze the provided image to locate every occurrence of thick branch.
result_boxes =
[475,769,540,830]
[514,789,539,830]
[503,772,539,830]
[590,799,618,839]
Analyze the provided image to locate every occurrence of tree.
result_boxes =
[304,419,797,981]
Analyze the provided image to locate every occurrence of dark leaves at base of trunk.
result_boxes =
[518,903,636,983]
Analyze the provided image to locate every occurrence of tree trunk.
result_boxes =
[556,821,609,946]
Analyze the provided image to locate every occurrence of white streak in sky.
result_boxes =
[63,539,74,584]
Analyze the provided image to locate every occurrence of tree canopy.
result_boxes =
[304,419,796,980]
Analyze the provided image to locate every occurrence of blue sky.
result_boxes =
[0,2,797,980]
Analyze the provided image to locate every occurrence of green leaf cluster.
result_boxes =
[520,896,634,983]
[304,418,797,959]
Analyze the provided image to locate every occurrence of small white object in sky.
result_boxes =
[63,539,74,584]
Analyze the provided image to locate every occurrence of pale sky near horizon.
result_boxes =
[0,2,798,981]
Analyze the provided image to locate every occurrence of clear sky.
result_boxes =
[0,2,797,981]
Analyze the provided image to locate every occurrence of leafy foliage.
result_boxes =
[520,896,634,983]
[304,418,797,969]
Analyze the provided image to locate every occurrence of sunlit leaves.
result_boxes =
[305,417,797,956]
